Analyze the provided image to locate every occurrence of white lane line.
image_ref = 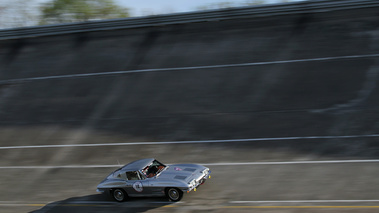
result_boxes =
[230,200,379,204]
[0,201,114,204]
[3,199,379,207]
[200,159,379,166]
[1,159,378,169]
[0,200,180,207]
[1,53,379,84]
[0,204,39,207]
[62,201,116,204]
[1,134,379,150]
[0,165,120,169]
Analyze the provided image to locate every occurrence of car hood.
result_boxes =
[157,164,206,183]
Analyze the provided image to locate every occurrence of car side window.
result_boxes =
[126,171,140,180]
[113,170,127,179]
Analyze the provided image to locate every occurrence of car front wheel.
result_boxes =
[166,188,183,202]
[112,189,127,202]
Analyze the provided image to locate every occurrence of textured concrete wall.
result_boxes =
[1,6,379,156]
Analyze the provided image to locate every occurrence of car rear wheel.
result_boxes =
[112,189,127,202]
[166,188,183,202]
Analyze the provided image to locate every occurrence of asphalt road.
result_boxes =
[1,129,379,213]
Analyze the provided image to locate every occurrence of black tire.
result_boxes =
[165,188,183,202]
[111,188,127,202]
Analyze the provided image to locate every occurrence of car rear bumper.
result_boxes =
[96,188,105,193]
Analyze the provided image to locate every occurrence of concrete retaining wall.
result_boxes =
[1,3,379,156]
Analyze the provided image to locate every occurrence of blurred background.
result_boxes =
[0,0,302,28]
[1,0,379,212]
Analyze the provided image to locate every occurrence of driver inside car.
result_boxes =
[146,165,158,178]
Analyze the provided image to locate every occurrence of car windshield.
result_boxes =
[141,159,166,178]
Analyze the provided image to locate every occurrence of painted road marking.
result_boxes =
[0,134,379,150]
[223,206,379,209]
[0,201,180,208]
[2,202,379,209]
[0,203,45,207]
[230,200,379,203]
[201,159,379,166]
[1,53,379,84]
[226,200,379,209]
[0,159,378,169]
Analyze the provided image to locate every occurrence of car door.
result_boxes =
[125,179,150,196]
[124,171,151,196]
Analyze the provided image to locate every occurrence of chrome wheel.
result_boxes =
[166,188,183,202]
[112,189,126,202]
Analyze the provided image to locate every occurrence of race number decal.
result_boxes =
[133,181,143,192]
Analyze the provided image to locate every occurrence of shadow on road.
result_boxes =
[30,193,171,213]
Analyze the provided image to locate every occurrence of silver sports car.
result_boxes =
[97,158,211,202]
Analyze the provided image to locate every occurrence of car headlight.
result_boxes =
[188,179,196,187]
[201,168,209,174]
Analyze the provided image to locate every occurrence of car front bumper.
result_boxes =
[186,170,211,193]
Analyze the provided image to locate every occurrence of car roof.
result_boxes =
[119,158,154,172]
